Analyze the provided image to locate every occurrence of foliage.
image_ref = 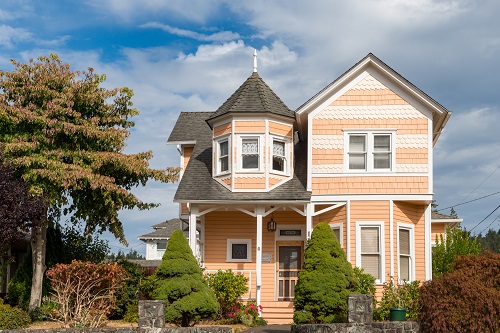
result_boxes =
[108,249,145,260]
[206,269,249,320]
[151,230,219,327]
[29,298,59,321]
[7,223,109,309]
[419,252,500,333]
[46,260,128,328]
[123,303,139,323]
[293,222,357,324]
[373,279,420,321]
[0,299,31,329]
[0,54,179,309]
[352,266,376,296]
[110,259,146,320]
[432,226,481,277]
[476,228,500,253]
[227,302,266,327]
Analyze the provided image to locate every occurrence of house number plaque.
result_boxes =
[262,253,272,263]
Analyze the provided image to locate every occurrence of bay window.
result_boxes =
[272,139,286,173]
[242,138,259,170]
[218,139,229,173]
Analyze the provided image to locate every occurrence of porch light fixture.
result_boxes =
[267,207,277,232]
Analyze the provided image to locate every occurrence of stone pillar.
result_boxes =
[138,300,166,328]
[347,294,373,325]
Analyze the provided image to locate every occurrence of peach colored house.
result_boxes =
[167,53,451,323]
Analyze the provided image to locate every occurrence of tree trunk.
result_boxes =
[29,215,48,311]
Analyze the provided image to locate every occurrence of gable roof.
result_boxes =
[138,218,190,240]
[167,111,310,202]
[205,72,295,127]
[296,53,451,146]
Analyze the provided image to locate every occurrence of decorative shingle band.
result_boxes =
[312,164,428,174]
[396,134,428,148]
[312,135,344,149]
[312,164,344,173]
[396,164,429,173]
[352,74,387,90]
[314,105,425,120]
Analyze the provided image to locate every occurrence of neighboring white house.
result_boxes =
[138,218,201,261]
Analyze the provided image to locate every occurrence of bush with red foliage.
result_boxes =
[419,252,500,333]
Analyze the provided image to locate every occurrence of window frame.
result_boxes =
[156,242,167,259]
[237,135,263,173]
[226,238,252,262]
[270,136,290,176]
[344,130,395,173]
[330,222,343,247]
[356,221,385,284]
[215,135,231,176]
[397,223,415,282]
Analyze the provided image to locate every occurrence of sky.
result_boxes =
[1,0,499,255]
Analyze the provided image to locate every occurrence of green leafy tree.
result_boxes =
[0,55,178,310]
[477,228,500,253]
[151,230,218,327]
[293,222,357,324]
[432,226,481,277]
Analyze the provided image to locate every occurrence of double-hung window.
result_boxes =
[241,138,259,170]
[357,222,384,283]
[347,132,393,172]
[398,225,414,281]
[272,139,286,173]
[157,242,167,259]
[218,139,229,173]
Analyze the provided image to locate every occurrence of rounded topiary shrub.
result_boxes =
[419,251,500,333]
[0,300,31,329]
[293,222,357,324]
[152,230,219,327]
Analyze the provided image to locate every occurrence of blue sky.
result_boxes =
[2,0,500,255]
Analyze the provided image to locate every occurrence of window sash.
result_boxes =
[219,140,229,172]
[399,228,412,281]
[272,140,286,172]
[347,133,392,171]
[242,138,259,169]
[360,226,381,279]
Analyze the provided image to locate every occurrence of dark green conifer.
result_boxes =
[152,230,219,326]
[293,222,357,323]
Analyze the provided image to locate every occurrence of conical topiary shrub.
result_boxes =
[293,222,357,323]
[152,230,219,326]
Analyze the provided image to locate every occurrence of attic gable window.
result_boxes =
[242,138,259,170]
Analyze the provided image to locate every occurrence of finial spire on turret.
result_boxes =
[253,49,257,73]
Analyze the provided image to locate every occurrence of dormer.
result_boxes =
[206,67,296,192]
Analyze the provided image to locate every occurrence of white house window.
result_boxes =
[226,239,252,262]
[219,140,229,173]
[157,242,167,259]
[330,223,343,247]
[242,138,259,169]
[272,140,286,172]
[398,225,414,281]
[346,132,393,172]
[356,222,384,283]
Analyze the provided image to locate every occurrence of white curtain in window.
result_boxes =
[242,139,258,155]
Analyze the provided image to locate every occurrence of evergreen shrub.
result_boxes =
[419,252,500,333]
[0,299,31,329]
[293,222,357,324]
[151,230,219,327]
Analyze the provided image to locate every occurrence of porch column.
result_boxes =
[189,204,198,256]
[306,203,313,239]
[424,203,432,280]
[255,205,264,306]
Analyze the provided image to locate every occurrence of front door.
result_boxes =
[277,244,302,301]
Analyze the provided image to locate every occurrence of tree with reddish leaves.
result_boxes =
[0,55,179,311]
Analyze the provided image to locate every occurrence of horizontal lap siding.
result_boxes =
[312,119,428,135]
[204,210,305,302]
[393,202,426,282]
[331,89,409,106]
[431,223,446,244]
[312,176,429,194]
[350,201,391,283]
[235,121,265,133]
[234,177,266,189]
[214,122,232,137]
[314,206,347,251]
[312,148,343,164]
[269,121,293,137]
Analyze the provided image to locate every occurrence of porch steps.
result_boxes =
[261,301,294,324]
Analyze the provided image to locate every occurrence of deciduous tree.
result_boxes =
[0,55,178,310]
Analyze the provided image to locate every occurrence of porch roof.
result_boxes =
[168,112,311,202]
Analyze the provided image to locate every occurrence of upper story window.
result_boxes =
[242,138,260,170]
[272,140,286,173]
[219,140,229,173]
[346,131,394,172]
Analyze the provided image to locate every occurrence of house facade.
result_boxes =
[167,53,451,323]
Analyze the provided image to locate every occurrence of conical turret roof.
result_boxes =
[206,72,295,126]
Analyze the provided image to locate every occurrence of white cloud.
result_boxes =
[140,22,240,42]
[0,24,32,48]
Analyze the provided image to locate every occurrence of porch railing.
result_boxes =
[278,268,300,300]
[204,269,256,300]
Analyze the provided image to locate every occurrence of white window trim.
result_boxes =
[237,135,264,173]
[330,222,343,247]
[356,221,385,284]
[270,136,291,176]
[215,135,231,176]
[226,238,252,262]
[397,222,415,283]
[276,224,306,241]
[344,130,396,173]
